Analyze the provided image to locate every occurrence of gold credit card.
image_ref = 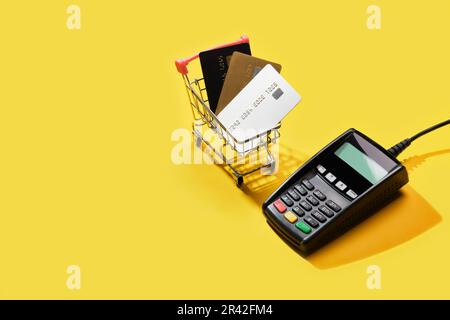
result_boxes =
[216,52,282,114]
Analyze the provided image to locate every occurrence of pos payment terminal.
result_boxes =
[263,120,449,254]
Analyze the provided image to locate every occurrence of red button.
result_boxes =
[273,199,287,213]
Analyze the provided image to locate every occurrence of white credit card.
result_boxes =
[217,64,301,142]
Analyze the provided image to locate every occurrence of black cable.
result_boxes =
[388,119,450,157]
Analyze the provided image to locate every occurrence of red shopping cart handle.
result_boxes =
[175,35,249,75]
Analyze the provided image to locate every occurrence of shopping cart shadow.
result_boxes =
[240,144,309,203]
[243,146,447,269]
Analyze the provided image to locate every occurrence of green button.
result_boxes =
[295,221,311,234]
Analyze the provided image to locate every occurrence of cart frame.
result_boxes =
[175,35,280,187]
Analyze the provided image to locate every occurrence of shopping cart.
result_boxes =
[175,35,281,187]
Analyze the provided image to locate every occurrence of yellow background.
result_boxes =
[0,1,449,299]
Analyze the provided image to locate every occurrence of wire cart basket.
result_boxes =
[175,35,281,187]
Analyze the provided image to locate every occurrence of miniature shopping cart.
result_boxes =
[175,35,281,187]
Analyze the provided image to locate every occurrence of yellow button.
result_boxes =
[284,211,298,223]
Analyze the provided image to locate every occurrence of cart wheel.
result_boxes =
[266,161,276,174]
[195,136,202,148]
[236,176,244,188]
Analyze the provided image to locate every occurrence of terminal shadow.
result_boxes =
[243,147,447,269]
[307,185,441,269]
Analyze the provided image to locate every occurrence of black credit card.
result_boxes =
[199,42,251,113]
